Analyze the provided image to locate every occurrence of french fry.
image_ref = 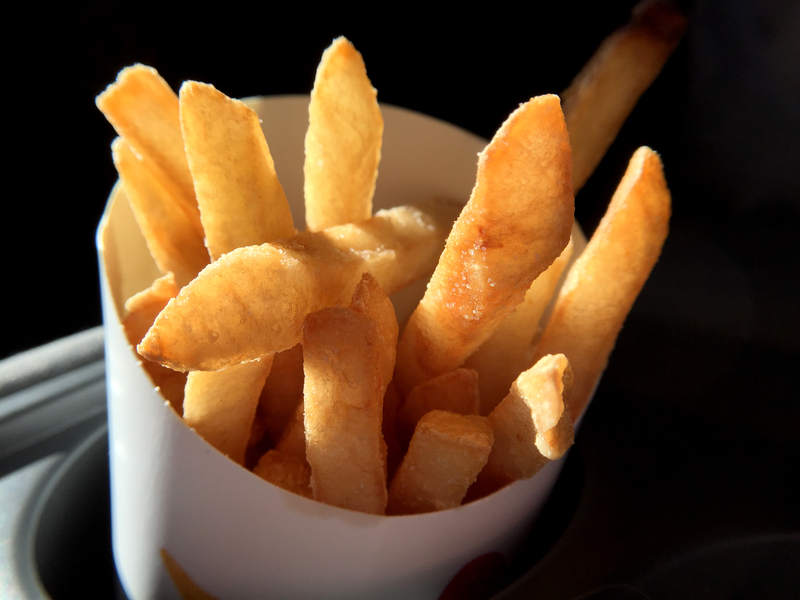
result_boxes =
[122,272,187,412]
[464,239,574,415]
[302,307,390,514]
[388,411,493,515]
[470,354,573,499]
[112,138,208,287]
[253,450,312,499]
[275,402,307,460]
[304,37,383,231]
[394,95,574,395]
[180,81,296,260]
[396,368,481,448]
[530,147,671,420]
[96,64,202,236]
[563,0,687,193]
[183,357,273,465]
[257,344,305,444]
[139,201,460,372]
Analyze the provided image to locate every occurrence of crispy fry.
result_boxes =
[464,239,573,414]
[122,272,186,412]
[112,138,208,286]
[470,354,573,499]
[302,306,389,515]
[304,37,383,230]
[394,95,574,395]
[531,147,671,420]
[253,450,312,498]
[96,64,202,235]
[563,0,687,192]
[258,344,305,443]
[396,368,481,448]
[350,273,399,387]
[276,401,306,460]
[180,81,296,260]
[139,201,459,372]
[388,411,493,515]
[183,357,273,465]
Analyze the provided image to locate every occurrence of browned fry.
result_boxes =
[96,64,202,235]
[183,357,273,465]
[394,95,574,395]
[388,411,493,515]
[258,344,304,443]
[563,0,687,192]
[304,37,383,231]
[530,147,671,420]
[396,368,481,448]
[302,305,389,515]
[139,201,459,372]
[464,239,573,415]
[470,354,573,499]
[275,402,306,461]
[122,272,186,412]
[253,450,312,499]
[179,81,296,260]
[382,382,404,480]
[112,138,209,287]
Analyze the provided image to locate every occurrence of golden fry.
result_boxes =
[97,64,202,235]
[388,411,493,515]
[563,0,687,192]
[531,147,671,420]
[464,239,573,414]
[253,450,312,498]
[304,37,383,230]
[183,357,273,465]
[139,201,458,372]
[112,138,209,286]
[394,95,574,395]
[396,368,481,447]
[180,81,296,260]
[258,344,305,443]
[302,306,389,515]
[122,273,186,411]
[471,354,573,499]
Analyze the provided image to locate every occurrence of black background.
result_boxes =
[5,0,799,596]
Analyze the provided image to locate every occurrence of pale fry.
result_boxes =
[122,272,187,412]
[183,357,273,465]
[96,64,202,235]
[321,198,462,294]
[396,368,481,447]
[180,81,296,260]
[304,37,383,230]
[112,138,209,287]
[394,95,574,395]
[464,239,573,414]
[303,306,388,515]
[388,411,493,515]
[531,147,671,420]
[139,201,459,372]
[258,344,304,443]
[563,0,687,192]
[253,450,312,499]
[471,354,573,499]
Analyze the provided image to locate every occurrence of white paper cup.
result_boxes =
[98,96,584,600]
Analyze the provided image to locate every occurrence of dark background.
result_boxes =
[5,0,799,596]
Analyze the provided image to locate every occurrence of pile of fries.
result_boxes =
[98,0,684,517]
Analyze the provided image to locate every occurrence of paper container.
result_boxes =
[98,96,586,600]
